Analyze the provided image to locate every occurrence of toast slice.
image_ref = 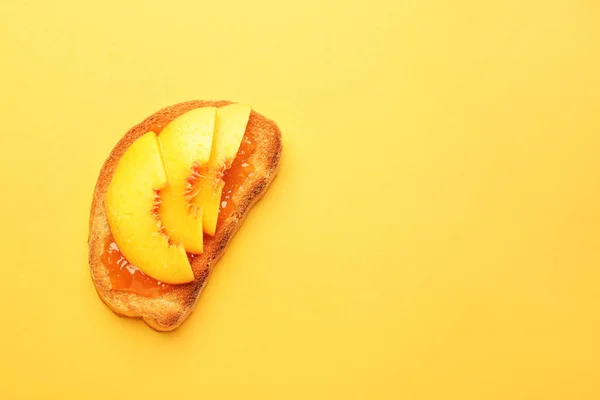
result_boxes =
[88,100,282,331]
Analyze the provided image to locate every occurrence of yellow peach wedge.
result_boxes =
[194,104,251,236]
[105,132,193,284]
[158,107,216,253]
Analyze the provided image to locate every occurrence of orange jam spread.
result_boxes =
[101,237,174,296]
[218,130,257,224]
[149,122,165,135]
[102,119,256,297]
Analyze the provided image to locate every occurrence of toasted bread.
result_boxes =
[88,100,282,331]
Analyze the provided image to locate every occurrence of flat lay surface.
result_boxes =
[1,0,599,398]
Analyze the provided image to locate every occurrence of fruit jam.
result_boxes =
[102,119,257,297]
[218,132,257,224]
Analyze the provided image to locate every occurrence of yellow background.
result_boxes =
[1,0,599,398]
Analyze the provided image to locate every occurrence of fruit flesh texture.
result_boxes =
[158,107,216,253]
[103,112,258,296]
[105,132,194,284]
[103,134,257,294]
[194,104,251,235]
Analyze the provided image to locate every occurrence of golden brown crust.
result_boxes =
[88,100,282,331]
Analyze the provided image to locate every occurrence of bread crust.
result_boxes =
[88,100,282,331]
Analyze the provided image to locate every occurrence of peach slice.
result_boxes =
[105,132,193,284]
[158,107,216,253]
[194,104,252,235]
